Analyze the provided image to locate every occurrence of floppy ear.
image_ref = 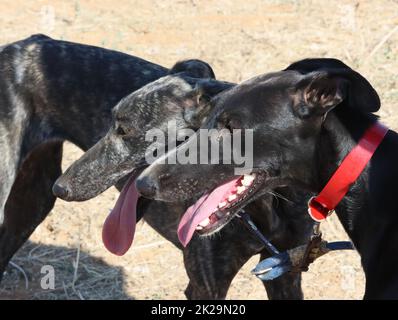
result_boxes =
[183,79,235,127]
[169,59,216,79]
[287,58,380,114]
[285,58,352,73]
[293,71,347,117]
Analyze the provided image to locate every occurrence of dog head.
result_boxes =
[136,58,380,236]
[53,59,234,201]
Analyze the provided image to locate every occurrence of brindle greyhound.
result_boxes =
[0,33,165,281]
[1,35,310,299]
[137,58,398,299]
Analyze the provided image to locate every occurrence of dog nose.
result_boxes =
[52,182,70,200]
[135,176,157,199]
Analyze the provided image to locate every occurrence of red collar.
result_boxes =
[308,121,389,222]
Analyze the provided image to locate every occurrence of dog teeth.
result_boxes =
[196,225,204,230]
[228,194,237,202]
[218,201,227,208]
[237,186,246,194]
[241,174,255,186]
[199,218,210,227]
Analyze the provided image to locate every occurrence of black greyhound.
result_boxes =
[1,35,308,299]
[137,58,398,299]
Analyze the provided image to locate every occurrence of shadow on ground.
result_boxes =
[0,240,132,300]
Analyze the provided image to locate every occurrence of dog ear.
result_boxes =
[169,59,216,79]
[287,58,380,114]
[292,72,347,117]
[184,79,234,127]
[285,58,352,74]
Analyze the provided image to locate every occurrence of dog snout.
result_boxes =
[135,175,159,199]
[52,181,71,200]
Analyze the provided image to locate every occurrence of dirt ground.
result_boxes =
[0,0,397,300]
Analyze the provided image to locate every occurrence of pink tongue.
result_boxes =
[102,176,139,256]
[177,177,241,247]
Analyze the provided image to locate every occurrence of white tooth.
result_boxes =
[226,212,230,216]
[196,225,204,230]
[242,174,255,186]
[228,194,237,202]
[199,218,210,227]
[218,201,227,208]
[237,186,246,194]
[241,180,251,187]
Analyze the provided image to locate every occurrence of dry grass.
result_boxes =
[0,0,397,300]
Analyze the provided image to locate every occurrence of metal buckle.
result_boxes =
[291,223,324,273]
[307,196,335,222]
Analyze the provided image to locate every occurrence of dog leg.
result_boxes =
[146,207,303,300]
[0,125,24,227]
[136,194,303,299]
[183,223,263,300]
[140,201,263,299]
[259,252,303,300]
[0,141,63,279]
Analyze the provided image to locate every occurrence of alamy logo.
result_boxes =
[144,120,253,175]
[40,265,55,290]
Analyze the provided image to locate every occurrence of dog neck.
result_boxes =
[315,108,398,297]
[317,109,377,242]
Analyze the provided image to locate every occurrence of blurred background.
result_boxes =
[0,0,397,299]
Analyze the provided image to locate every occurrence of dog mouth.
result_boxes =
[177,171,266,246]
[196,172,266,234]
